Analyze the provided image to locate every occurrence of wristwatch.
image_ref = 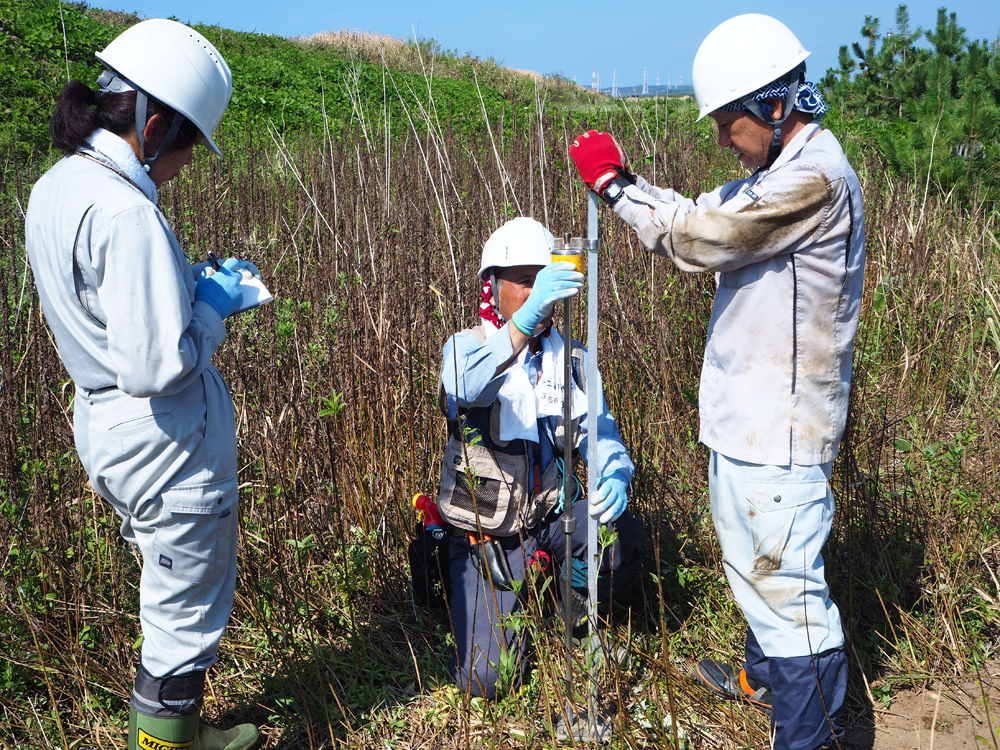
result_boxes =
[601,177,631,207]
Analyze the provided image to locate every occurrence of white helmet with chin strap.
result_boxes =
[478,217,554,325]
[478,217,554,280]
[693,14,810,167]
[95,19,233,170]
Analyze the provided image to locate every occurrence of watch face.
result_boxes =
[606,182,623,202]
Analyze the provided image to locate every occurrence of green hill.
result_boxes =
[0,0,593,154]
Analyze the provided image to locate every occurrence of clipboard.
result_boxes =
[206,253,274,313]
[236,274,273,312]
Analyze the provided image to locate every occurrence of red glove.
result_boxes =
[569,130,631,195]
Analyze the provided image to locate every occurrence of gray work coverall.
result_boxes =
[26,148,239,680]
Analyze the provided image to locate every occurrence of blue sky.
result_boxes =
[89,0,999,88]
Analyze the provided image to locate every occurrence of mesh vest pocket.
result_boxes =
[437,439,527,535]
[452,471,501,518]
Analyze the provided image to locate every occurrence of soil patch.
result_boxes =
[843,668,1000,750]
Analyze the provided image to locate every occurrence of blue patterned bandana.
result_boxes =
[719,79,828,118]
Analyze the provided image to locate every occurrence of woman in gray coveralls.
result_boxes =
[26,18,260,750]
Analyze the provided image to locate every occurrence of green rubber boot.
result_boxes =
[129,708,261,750]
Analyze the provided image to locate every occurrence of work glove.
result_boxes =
[193,258,262,280]
[569,130,636,196]
[195,257,244,319]
[190,260,213,277]
[233,259,262,280]
[591,471,629,524]
[510,261,584,336]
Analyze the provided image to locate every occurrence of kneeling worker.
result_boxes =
[437,217,646,699]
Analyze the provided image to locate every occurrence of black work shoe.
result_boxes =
[736,666,772,713]
[693,659,772,714]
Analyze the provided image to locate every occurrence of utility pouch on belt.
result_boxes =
[408,522,450,608]
[436,437,528,536]
[469,533,517,592]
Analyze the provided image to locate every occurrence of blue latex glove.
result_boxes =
[195,257,243,318]
[190,260,213,277]
[591,471,629,524]
[510,261,584,336]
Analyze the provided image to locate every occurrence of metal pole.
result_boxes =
[552,234,581,703]
[586,191,601,729]
[562,288,575,699]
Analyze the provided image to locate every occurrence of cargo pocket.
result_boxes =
[108,413,174,438]
[437,440,526,535]
[745,480,830,575]
[151,478,237,584]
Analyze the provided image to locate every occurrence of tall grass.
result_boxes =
[1,80,998,747]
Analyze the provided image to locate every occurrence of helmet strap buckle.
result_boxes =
[739,63,804,170]
[135,90,188,172]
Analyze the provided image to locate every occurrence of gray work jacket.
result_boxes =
[26,152,226,395]
[615,122,865,465]
[26,148,237,512]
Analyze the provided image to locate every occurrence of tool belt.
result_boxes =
[464,529,553,593]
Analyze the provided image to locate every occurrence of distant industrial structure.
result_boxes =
[591,67,694,98]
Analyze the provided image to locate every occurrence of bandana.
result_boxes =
[479,277,504,329]
[478,276,552,337]
[719,79,828,119]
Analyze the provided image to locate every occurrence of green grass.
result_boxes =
[2,3,1000,748]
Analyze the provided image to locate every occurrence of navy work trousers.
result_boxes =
[448,500,645,699]
[745,628,849,750]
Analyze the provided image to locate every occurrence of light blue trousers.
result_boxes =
[709,450,844,658]
[74,367,239,678]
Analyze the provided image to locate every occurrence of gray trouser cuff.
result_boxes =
[131,663,205,718]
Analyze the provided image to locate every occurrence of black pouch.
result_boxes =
[408,522,450,608]
[470,535,517,593]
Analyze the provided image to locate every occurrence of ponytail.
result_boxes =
[50,81,102,153]
[50,80,200,155]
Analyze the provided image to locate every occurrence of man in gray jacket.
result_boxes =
[570,14,864,750]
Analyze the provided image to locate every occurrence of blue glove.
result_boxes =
[510,261,584,336]
[591,471,629,524]
[234,259,262,279]
[195,257,243,318]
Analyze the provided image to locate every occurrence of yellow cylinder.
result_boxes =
[551,236,586,274]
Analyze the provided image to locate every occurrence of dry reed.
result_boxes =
[0,84,997,747]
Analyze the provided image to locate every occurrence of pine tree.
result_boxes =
[822,5,1000,203]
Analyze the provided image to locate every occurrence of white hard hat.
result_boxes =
[478,218,554,280]
[96,19,233,156]
[692,14,809,121]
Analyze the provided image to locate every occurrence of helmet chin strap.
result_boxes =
[134,89,187,173]
[740,63,804,170]
[489,272,507,324]
[97,70,189,172]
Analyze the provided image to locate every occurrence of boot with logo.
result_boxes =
[128,665,260,750]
